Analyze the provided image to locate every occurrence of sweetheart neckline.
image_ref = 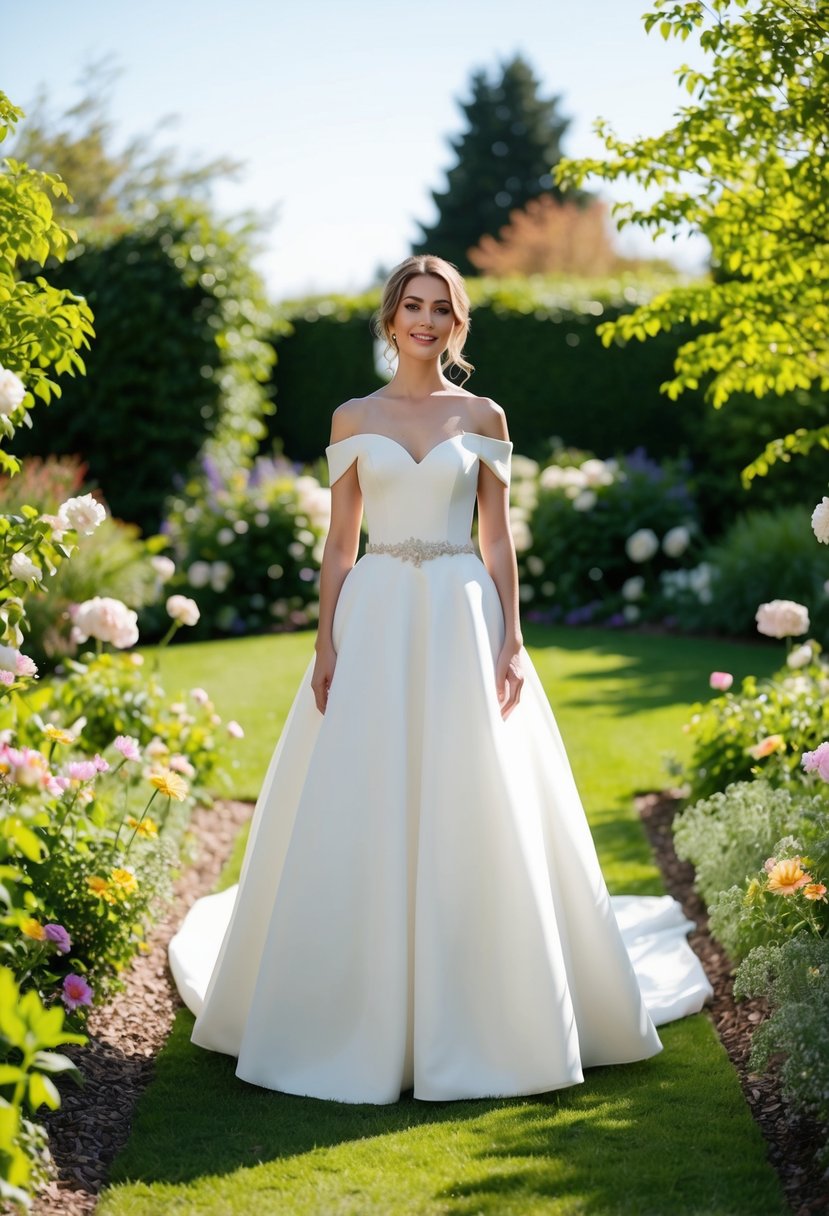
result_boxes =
[325,431,510,467]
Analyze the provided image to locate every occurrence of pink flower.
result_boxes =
[44,924,72,954]
[0,744,52,788]
[0,671,14,686]
[166,595,200,627]
[113,735,141,761]
[709,671,733,692]
[226,720,244,739]
[189,687,210,705]
[802,742,829,782]
[71,596,139,649]
[168,753,196,778]
[15,653,38,678]
[764,857,777,874]
[92,753,110,773]
[61,973,93,1011]
[66,760,98,782]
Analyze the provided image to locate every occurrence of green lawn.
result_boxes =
[98,627,786,1216]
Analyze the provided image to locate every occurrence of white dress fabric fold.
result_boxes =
[171,430,712,1105]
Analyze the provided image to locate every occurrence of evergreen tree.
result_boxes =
[412,54,581,274]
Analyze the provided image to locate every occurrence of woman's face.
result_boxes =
[391,274,458,360]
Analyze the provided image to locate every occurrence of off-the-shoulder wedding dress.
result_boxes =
[169,431,712,1104]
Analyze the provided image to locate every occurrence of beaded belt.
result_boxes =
[365,537,475,568]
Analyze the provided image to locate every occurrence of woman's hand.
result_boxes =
[495,643,524,720]
[311,642,337,715]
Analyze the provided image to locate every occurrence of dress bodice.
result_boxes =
[325,431,512,546]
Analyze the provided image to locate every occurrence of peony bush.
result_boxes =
[152,452,335,640]
[513,444,702,628]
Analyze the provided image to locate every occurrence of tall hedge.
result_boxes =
[266,275,829,537]
[13,203,276,536]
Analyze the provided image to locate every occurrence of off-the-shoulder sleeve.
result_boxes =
[325,435,362,486]
[470,434,513,487]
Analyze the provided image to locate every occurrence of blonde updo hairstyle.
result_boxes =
[372,255,475,385]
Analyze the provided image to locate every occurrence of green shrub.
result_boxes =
[665,507,829,638]
[683,651,829,800]
[515,444,702,627]
[734,935,829,1164]
[673,780,821,908]
[154,452,336,640]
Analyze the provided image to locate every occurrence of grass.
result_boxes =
[98,626,787,1216]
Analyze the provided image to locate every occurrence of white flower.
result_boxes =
[151,555,176,581]
[10,552,42,584]
[755,599,810,639]
[0,366,26,416]
[511,519,533,552]
[166,595,200,627]
[210,561,232,593]
[217,527,235,546]
[622,576,645,601]
[572,490,597,512]
[57,493,106,535]
[510,455,540,481]
[812,497,829,544]
[662,525,691,558]
[525,555,545,576]
[540,465,566,490]
[580,458,614,488]
[623,603,641,623]
[226,720,245,738]
[0,644,21,673]
[787,642,813,669]
[190,687,210,705]
[625,528,659,563]
[186,561,211,589]
[72,596,139,648]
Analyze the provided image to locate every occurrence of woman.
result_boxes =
[169,254,711,1104]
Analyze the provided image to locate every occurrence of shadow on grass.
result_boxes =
[523,624,781,716]
[109,1016,784,1216]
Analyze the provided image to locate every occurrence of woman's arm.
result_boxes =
[473,399,525,720]
[311,406,364,714]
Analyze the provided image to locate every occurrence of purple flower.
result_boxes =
[62,973,93,1011]
[67,760,98,782]
[605,612,627,628]
[113,735,141,761]
[44,923,72,954]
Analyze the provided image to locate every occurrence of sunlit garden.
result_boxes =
[1,0,827,1212]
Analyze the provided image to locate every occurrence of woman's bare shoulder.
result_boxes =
[329,398,367,444]
[467,395,509,442]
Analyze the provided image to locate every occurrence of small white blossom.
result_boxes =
[166,595,200,627]
[756,599,810,639]
[811,497,829,544]
[622,576,645,602]
[0,366,26,416]
[10,552,42,585]
[187,561,211,589]
[787,643,814,669]
[72,596,139,648]
[626,528,659,563]
[151,555,176,581]
[525,555,545,577]
[57,494,106,536]
[662,525,691,558]
[572,490,597,512]
[623,604,641,623]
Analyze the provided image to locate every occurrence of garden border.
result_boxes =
[636,789,828,1216]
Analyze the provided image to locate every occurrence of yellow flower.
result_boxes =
[86,875,117,905]
[766,858,811,896]
[126,815,158,838]
[748,734,786,760]
[109,867,139,896]
[21,918,46,941]
[803,883,827,902]
[148,768,189,801]
[43,724,75,745]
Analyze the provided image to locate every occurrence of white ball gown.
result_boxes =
[169,431,713,1104]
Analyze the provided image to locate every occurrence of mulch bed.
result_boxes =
[637,789,829,1216]
[18,791,828,1215]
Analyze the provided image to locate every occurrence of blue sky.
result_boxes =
[3,0,710,299]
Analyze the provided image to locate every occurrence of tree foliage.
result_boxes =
[413,54,583,273]
[0,91,94,476]
[468,195,649,277]
[554,0,829,475]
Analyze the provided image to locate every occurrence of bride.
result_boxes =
[169,253,712,1104]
